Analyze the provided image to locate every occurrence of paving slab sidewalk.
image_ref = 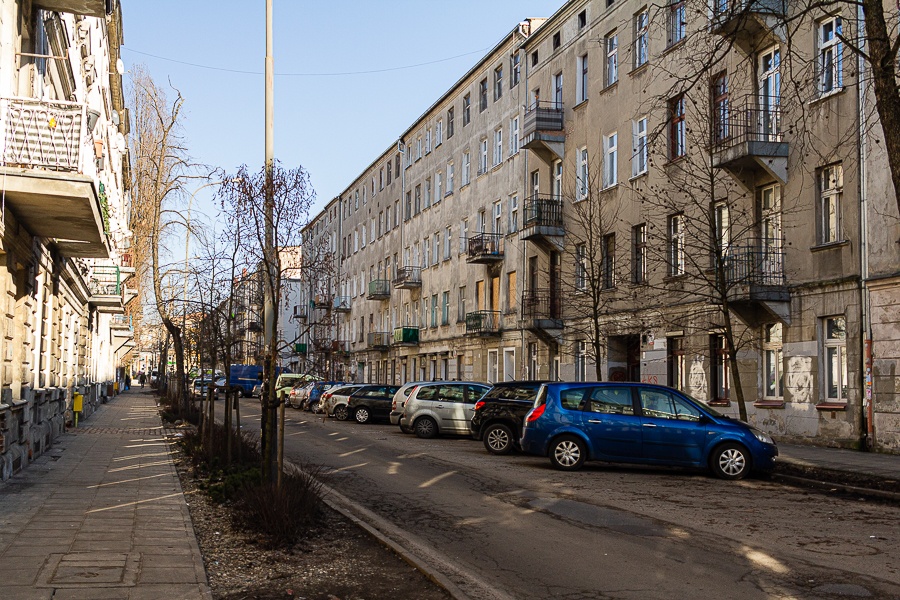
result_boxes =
[0,388,210,600]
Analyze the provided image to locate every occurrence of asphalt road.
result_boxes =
[226,402,900,600]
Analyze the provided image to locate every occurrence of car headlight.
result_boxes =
[751,428,774,445]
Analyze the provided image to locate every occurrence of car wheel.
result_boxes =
[354,407,370,424]
[710,443,751,480]
[483,423,514,455]
[308,401,318,413]
[334,405,349,421]
[414,416,438,439]
[549,435,586,471]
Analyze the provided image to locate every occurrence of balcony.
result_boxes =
[709,0,785,53]
[312,339,350,356]
[466,232,504,264]
[32,0,108,17]
[292,305,308,320]
[367,279,391,300]
[466,311,501,336]
[710,97,788,191]
[367,332,392,350]
[521,101,565,163]
[88,266,123,313]
[332,295,351,312]
[393,266,422,289]
[724,238,790,326]
[110,314,133,331]
[332,340,351,357]
[392,326,420,347]
[313,294,332,310]
[0,97,109,257]
[521,195,564,252]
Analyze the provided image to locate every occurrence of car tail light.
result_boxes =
[392,399,397,410]
[474,401,486,411]
[525,404,546,423]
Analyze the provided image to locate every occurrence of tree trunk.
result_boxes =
[722,309,748,422]
[162,319,186,413]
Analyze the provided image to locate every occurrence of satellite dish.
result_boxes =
[115,58,125,75]
[111,110,120,126]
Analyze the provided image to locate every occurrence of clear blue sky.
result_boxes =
[122,0,563,216]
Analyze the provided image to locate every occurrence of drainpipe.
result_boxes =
[856,2,874,450]
[520,33,530,380]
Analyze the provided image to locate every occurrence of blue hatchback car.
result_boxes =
[520,382,778,480]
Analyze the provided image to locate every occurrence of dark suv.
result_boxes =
[346,385,400,424]
[470,381,549,454]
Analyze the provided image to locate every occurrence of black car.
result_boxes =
[347,385,401,424]
[470,381,549,454]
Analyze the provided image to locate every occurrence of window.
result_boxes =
[575,341,587,382]
[510,116,520,154]
[424,178,432,209]
[819,16,843,94]
[433,232,440,265]
[553,72,563,108]
[667,1,686,47]
[479,139,489,175]
[577,54,589,103]
[578,147,589,200]
[819,164,843,244]
[479,78,488,112]
[667,336,686,390]
[431,295,438,327]
[436,119,443,146]
[444,226,451,259]
[462,152,471,185]
[416,137,422,160]
[493,200,502,235]
[603,132,618,188]
[711,71,729,144]
[823,316,848,402]
[632,224,647,284]
[458,286,467,321]
[463,94,471,125]
[714,201,730,256]
[509,194,518,233]
[425,128,432,154]
[414,184,421,215]
[511,53,520,87]
[493,128,503,166]
[435,172,442,204]
[507,271,517,312]
[632,117,648,176]
[460,219,468,253]
[494,65,503,100]
[531,50,539,67]
[448,107,455,138]
[575,243,587,291]
[396,153,401,175]
[387,161,392,185]
[668,214,685,276]
[404,191,412,220]
[442,291,449,325]
[578,9,587,29]
[605,32,618,86]
[639,389,701,421]
[634,9,649,68]
[762,323,783,400]
[361,225,367,248]
[553,31,561,50]
[379,169,384,190]
[602,233,616,289]
[447,163,454,194]
[424,237,430,268]
[669,95,686,159]
[711,335,729,403]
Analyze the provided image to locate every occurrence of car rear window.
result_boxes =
[415,386,437,400]
[484,384,541,401]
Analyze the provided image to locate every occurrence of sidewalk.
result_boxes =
[778,442,900,481]
[0,388,210,600]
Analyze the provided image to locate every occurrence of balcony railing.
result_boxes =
[710,97,783,153]
[392,326,420,346]
[709,0,786,38]
[313,294,332,309]
[89,265,121,296]
[466,232,504,263]
[523,195,564,229]
[332,295,351,312]
[724,238,785,287]
[521,289,562,323]
[367,279,391,300]
[465,310,501,336]
[393,266,422,289]
[522,101,564,136]
[367,332,392,349]
[111,314,133,330]
[1,96,85,172]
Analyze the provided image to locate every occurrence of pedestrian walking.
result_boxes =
[138,372,145,388]
[125,372,131,391]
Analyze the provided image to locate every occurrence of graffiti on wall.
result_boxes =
[786,356,813,403]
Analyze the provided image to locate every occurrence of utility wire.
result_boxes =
[122,47,492,77]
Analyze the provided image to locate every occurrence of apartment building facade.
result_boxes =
[301,0,900,452]
[0,0,134,478]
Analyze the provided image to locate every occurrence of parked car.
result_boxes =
[289,381,315,409]
[275,373,313,399]
[191,377,222,400]
[470,381,549,455]
[520,382,778,480]
[399,382,491,439]
[346,385,401,423]
[322,384,366,419]
[389,381,429,431]
[305,381,345,413]
[251,382,264,398]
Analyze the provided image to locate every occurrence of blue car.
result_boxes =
[520,382,778,480]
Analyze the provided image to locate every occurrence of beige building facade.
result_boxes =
[301,0,900,452]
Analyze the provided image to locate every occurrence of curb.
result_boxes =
[772,472,900,503]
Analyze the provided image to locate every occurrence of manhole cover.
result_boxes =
[36,553,141,588]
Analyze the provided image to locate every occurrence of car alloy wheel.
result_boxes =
[354,407,370,424]
[334,405,349,421]
[711,443,750,480]
[483,423,514,455]
[550,435,586,471]
[414,416,437,439]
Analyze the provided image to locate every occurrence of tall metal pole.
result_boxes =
[263,0,278,483]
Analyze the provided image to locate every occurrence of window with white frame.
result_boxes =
[632,223,647,284]
[425,128,432,154]
[578,147,589,200]
[575,243,587,291]
[668,213,685,276]
[602,233,616,289]
[493,128,503,166]
[479,78,488,111]
[436,119,443,146]
[510,116,520,154]
[361,225,367,248]
[632,117,648,176]
[509,194,518,233]
[433,233,440,266]
[448,107,455,138]
[511,53,520,87]
[494,64,503,100]
[823,316,847,402]
[460,219,468,253]
[435,172,442,204]
[819,163,843,244]
[479,139,489,174]
[711,334,729,403]
[444,226,451,259]
[463,152,471,185]
[667,1,685,47]
[577,54,589,102]
[714,201,730,256]
[634,9,649,68]
[493,200,502,234]
[762,323,783,399]
[424,237,430,268]
[463,94,471,125]
[819,16,843,94]
[603,132,618,188]
[416,137,422,160]
[605,32,618,86]
[667,336,686,390]
[447,163,454,194]
[424,178,432,209]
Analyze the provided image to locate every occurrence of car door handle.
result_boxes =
[437,404,444,408]
[642,423,657,427]
[587,419,603,424]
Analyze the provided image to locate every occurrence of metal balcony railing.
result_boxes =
[332,295,351,312]
[1,96,86,172]
[367,279,391,299]
[111,314,133,330]
[393,266,422,288]
[392,326,419,345]
[521,289,562,321]
[724,238,785,286]
[367,332,392,349]
[89,265,121,296]
[466,310,501,335]
[313,294,332,309]
[710,96,783,153]
[466,232,504,262]
[522,101,564,136]
[523,195,564,229]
